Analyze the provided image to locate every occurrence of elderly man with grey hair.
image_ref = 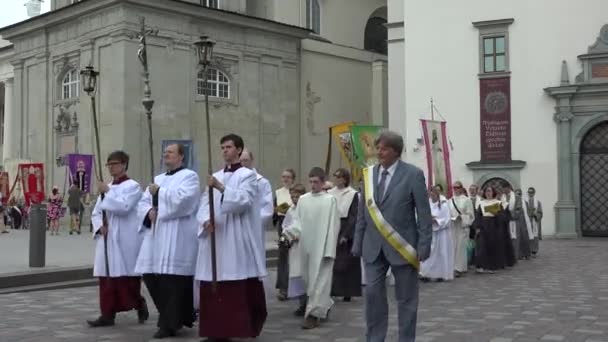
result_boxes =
[352,130,432,342]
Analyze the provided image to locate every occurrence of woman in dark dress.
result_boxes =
[474,186,508,273]
[328,168,361,301]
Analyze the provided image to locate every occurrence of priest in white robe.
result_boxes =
[290,167,340,329]
[135,143,201,339]
[87,151,148,327]
[280,183,307,313]
[448,181,474,276]
[240,148,273,238]
[420,186,454,281]
[196,134,267,340]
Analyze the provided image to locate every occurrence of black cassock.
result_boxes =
[474,206,509,271]
[331,193,362,298]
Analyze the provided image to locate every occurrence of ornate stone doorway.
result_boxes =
[579,121,608,237]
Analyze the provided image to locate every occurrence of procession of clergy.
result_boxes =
[85,130,544,342]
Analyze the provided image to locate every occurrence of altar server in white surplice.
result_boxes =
[87,151,148,328]
[420,185,454,282]
[291,167,340,330]
[240,148,274,253]
[449,181,474,276]
[197,134,267,340]
[135,143,200,339]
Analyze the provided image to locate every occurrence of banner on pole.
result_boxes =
[67,154,94,193]
[0,172,9,205]
[421,119,453,198]
[18,163,45,205]
[350,125,384,168]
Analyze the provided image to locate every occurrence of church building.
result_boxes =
[388,0,608,238]
[0,0,388,194]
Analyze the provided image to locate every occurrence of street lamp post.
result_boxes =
[80,64,109,277]
[194,35,218,291]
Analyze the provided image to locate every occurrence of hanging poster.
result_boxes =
[421,119,453,198]
[19,163,45,205]
[67,154,94,193]
[350,125,384,168]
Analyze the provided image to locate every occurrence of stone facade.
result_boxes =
[0,0,388,192]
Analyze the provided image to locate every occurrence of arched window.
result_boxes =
[364,16,387,54]
[197,68,230,99]
[61,69,79,100]
[306,0,321,34]
[481,177,510,196]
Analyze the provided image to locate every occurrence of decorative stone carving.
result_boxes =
[305,82,322,135]
[553,111,574,123]
[54,103,79,134]
[588,24,608,54]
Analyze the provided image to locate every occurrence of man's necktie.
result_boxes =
[377,170,389,203]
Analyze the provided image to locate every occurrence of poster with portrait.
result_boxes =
[421,119,453,198]
[0,172,9,205]
[67,154,94,194]
[350,125,384,168]
[160,139,197,172]
[19,163,45,205]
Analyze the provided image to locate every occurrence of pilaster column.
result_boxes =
[371,60,388,126]
[10,59,24,158]
[553,96,577,238]
[2,78,14,163]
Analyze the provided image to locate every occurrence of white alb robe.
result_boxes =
[420,199,454,281]
[282,206,306,298]
[135,169,201,276]
[501,191,517,239]
[196,167,267,281]
[291,192,340,319]
[92,179,143,277]
[327,186,357,218]
[449,195,474,273]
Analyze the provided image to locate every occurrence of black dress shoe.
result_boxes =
[137,298,149,323]
[87,315,115,327]
[293,306,306,317]
[153,328,176,339]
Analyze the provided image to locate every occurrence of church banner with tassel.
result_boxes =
[420,119,453,198]
[19,163,45,205]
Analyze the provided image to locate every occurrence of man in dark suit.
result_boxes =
[352,130,432,342]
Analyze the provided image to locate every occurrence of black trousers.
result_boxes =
[142,274,195,331]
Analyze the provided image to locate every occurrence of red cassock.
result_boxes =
[198,278,267,338]
[99,277,142,317]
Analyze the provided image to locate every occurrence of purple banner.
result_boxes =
[67,154,94,194]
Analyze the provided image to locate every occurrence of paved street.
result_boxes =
[1,238,608,342]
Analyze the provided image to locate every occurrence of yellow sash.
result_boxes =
[362,166,419,270]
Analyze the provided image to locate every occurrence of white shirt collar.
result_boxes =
[380,160,398,175]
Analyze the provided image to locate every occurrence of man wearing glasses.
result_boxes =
[88,151,149,328]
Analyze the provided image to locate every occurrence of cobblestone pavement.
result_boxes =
[1,239,607,342]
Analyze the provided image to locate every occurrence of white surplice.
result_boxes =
[282,206,306,298]
[134,168,201,276]
[254,170,273,231]
[327,186,357,218]
[420,198,454,281]
[196,166,267,281]
[449,195,474,273]
[291,192,340,319]
[92,179,143,277]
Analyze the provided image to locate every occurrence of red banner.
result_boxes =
[0,172,9,205]
[19,163,45,205]
[480,77,511,161]
[421,120,453,198]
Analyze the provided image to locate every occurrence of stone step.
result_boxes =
[0,248,278,294]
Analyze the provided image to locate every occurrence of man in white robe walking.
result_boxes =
[87,151,148,327]
[449,181,474,276]
[135,143,201,339]
[290,167,340,329]
[240,148,274,241]
[197,134,267,341]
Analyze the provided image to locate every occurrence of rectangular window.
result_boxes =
[482,36,506,73]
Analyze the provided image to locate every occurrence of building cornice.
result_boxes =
[0,0,311,41]
[472,18,514,29]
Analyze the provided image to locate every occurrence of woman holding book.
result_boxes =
[473,186,507,273]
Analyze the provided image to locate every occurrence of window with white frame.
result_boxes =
[197,68,230,99]
[61,69,79,100]
[473,19,513,75]
[203,0,220,9]
[306,0,321,34]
